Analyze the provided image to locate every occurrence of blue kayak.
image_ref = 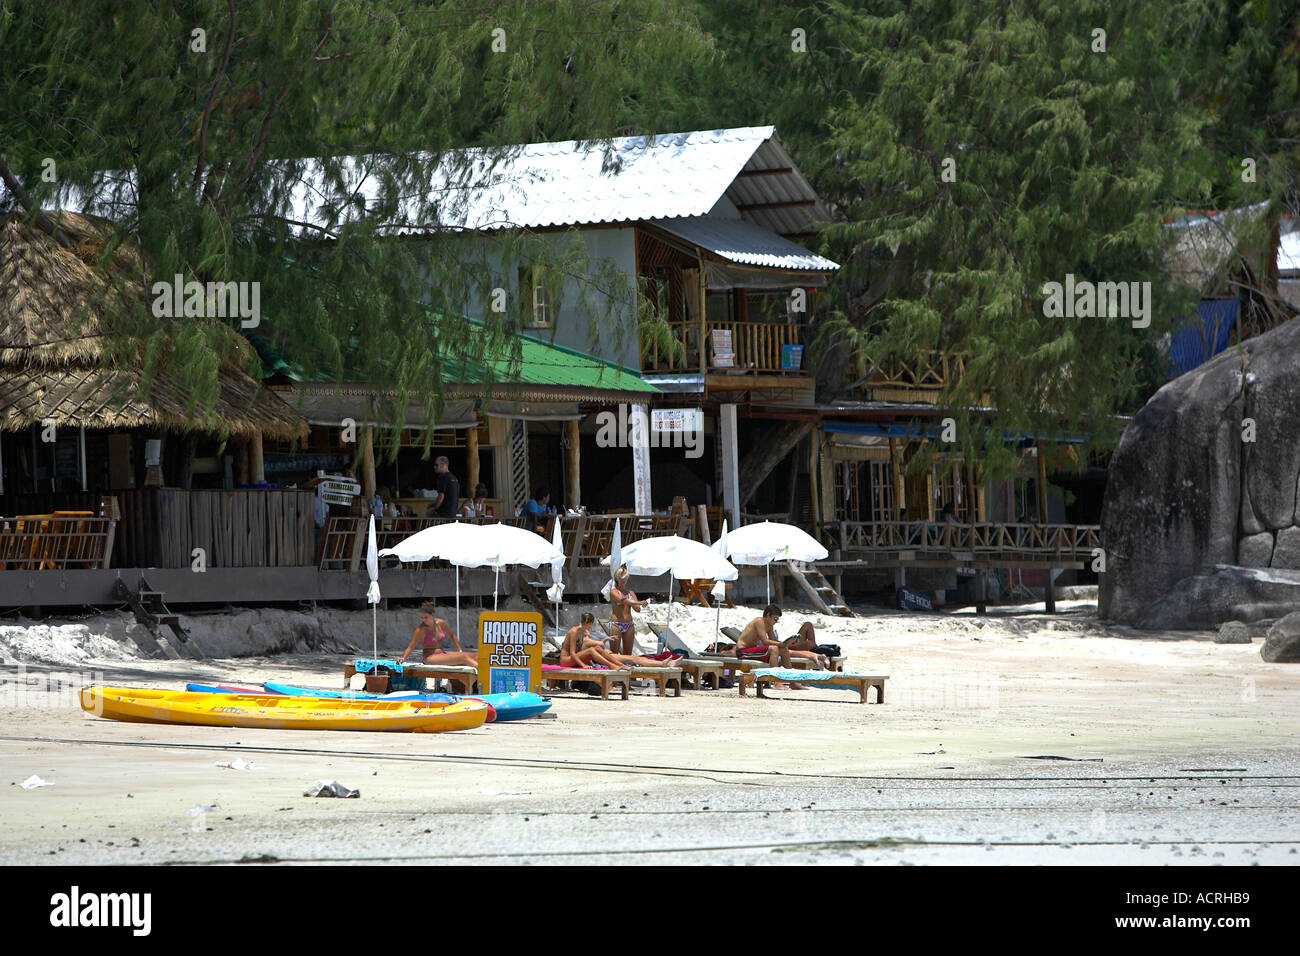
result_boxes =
[262,682,551,721]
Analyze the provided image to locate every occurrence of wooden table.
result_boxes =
[678,578,735,608]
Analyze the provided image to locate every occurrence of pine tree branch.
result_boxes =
[0,152,72,249]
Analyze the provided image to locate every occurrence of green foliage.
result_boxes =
[0,0,711,440]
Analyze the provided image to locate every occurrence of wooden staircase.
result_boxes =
[517,572,558,629]
[114,578,202,659]
[784,561,854,617]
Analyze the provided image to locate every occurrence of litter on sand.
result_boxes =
[304,780,359,798]
[19,774,53,790]
[215,758,258,771]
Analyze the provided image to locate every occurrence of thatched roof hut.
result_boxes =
[0,212,302,439]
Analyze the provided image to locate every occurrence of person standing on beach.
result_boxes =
[609,565,649,655]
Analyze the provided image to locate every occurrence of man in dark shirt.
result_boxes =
[432,456,459,517]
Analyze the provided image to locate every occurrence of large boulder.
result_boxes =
[1262,611,1300,662]
[1214,621,1252,644]
[1135,566,1300,629]
[1100,318,1300,627]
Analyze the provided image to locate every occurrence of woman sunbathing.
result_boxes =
[396,603,478,668]
[561,613,678,669]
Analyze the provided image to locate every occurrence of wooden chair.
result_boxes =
[540,666,631,700]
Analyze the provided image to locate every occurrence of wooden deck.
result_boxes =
[823,520,1100,568]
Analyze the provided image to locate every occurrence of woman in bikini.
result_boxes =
[608,566,648,655]
[561,613,674,669]
[396,603,478,667]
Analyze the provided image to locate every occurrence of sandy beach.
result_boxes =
[2,599,1298,865]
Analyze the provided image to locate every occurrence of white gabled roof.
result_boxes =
[650,215,838,272]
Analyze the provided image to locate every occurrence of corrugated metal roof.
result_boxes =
[650,216,838,272]
[67,128,830,238]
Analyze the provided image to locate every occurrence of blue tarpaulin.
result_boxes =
[1170,298,1237,375]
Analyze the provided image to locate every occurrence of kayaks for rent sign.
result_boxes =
[477,612,542,694]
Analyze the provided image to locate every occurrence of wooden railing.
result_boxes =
[852,351,965,395]
[825,520,1100,560]
[643,320,807,374]
[321,515,527,571]
[0,515,116,570]
[325,513,692,572]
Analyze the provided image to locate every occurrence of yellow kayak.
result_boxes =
[80,687,489,733]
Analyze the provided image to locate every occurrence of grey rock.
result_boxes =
[1214,621,1252,644]
[1134,565,1300,629]
[1101,319,1300,625]
[1239,531,1274,567]
[1262,611,1300,663]
[1271,527,1300,570]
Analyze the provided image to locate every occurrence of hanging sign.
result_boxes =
[477,611,543,693]
[651,408,703,433]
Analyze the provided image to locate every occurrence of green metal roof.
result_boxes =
[247,319,656,395]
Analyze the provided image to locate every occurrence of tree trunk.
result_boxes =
[738,420,813,508]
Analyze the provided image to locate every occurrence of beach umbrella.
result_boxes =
[722,521,830,604]
[546,516,565,633]
[365,514,381,665]
[609,517,622,591]
[602,534,737,629]
[448,523,565,611]
[379,520,482,639]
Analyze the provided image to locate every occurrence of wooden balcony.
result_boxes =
[824,520,1100,565]
[643,319,806,375]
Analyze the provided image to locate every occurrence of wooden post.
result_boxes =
[719,403,740,528]
[889,437,905,517]
[1044,567,1056,614]
[1036,441,1049,523]
[808,427,821,532]
[179,433,199,490]
[563,418,580,510]
[696,503,712,545]
[78,426,87,491]
[975,569,987,615]
[361,426,376,504]
[924,459,935,521]
[232,436,249,487]
[249,429,265,484]
[567,511,588,572]
[697,256,707,372]
[466,419,480,494]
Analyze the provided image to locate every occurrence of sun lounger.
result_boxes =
[629,666,683,697]
[540,665,631,700]
[344,661,480,694]
[719,625,848,671]
[677,659,726,690]
[738,668,887,704]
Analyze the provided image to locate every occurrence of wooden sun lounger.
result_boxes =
[629,666,683,697]
[738,671,888,704]
[718,625,849,671]
[541,667,631,700]
[677,659,726,690]
[342,662,480,694]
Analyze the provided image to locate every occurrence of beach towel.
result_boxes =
[753,667,863,685]
[353,658,405,675]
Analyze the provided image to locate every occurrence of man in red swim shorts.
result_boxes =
[735,604,808,690]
